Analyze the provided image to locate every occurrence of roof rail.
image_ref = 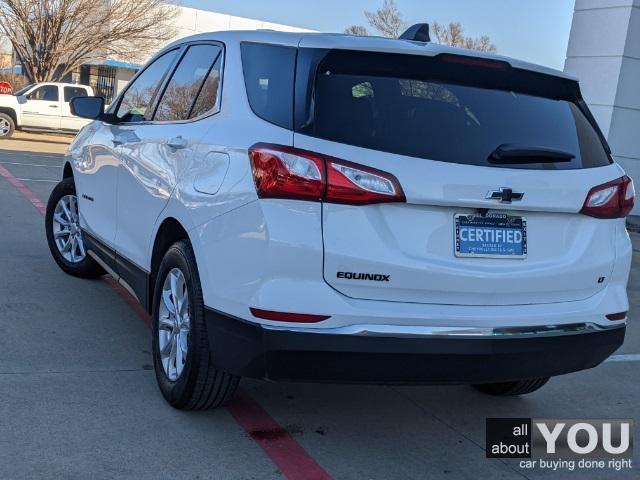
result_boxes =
[399,23,431,43]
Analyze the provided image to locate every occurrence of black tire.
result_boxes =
[152,240,239,410]
[45,177,103,278]
[472,377,550,396]
[0,112,15,138]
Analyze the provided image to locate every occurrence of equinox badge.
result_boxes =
[337,272,390,282]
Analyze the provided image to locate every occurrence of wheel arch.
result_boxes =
[148,217,191,314]
[62,161,73,180]
[0,107,17,125]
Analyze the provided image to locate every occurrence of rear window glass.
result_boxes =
[241,42,296,129]
[64,86,88,102]
[299,51,610,170]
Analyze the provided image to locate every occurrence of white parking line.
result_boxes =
[0,161,61,168]
[605,354,640,363]
[14,177,58,183]
[0,152,62,159]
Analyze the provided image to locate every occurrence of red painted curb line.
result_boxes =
[227,390,332,480]
[0,164,46,214]
[0,162,332,480]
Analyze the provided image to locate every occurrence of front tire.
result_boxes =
[152,240,239,410]
[45,177,103,278]
[472,377,550,396]
[0,113,15,138]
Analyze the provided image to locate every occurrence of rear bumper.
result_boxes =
[205,308,625,384]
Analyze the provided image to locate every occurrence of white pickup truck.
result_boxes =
[0,82,95,138]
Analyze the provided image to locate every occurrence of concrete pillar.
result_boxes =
[565,0,640,212]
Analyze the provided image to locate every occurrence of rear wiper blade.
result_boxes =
[488,144,575,164]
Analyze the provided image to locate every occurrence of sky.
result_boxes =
[179,0,576,70]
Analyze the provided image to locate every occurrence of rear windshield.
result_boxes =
[297,50,611,170]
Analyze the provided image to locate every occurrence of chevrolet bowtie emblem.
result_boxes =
[486,188,524,203]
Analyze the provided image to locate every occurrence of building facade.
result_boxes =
[565,0,640,213]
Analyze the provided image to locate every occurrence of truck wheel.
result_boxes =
[473,377,550,396]
[0,113,15,138]
[152,240,239,410]
[45,177,103,278]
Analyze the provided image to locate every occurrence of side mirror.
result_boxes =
[70,96,105,119]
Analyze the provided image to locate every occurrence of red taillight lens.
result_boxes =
[249,143,405,205]
[249,144,325,201]
[606,311,627,321]
[580,176,635,219]
[437,53,509,70]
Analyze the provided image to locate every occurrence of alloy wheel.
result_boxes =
[0,118,10,136]
[52,194,86,263]
[158,268,191,381]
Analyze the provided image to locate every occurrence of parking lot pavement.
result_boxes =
[1,142,638,479]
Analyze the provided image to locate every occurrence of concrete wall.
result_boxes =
[115,68,136,95]
[565,0,640,212]
[171,6,312,41]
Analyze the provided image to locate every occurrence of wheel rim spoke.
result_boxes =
[162,289,175,315]
[159,315,173,331]
[160,331,174,356]
[53,212,70,227]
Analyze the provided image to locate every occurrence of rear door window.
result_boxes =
[298,50,611,170]
[241,42,296,129]
[64,86,88,102]
[154,44,222,122]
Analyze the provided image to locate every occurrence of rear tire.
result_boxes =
[45,177,103,278]
[0,113,15,138]
[152,240,239,410]
[472,377,550,396]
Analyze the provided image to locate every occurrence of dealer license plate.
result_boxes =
[454,213,527,259]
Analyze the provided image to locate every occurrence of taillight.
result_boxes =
[580,176,635,219]
[249,143,405,205]
[249,145,325,201]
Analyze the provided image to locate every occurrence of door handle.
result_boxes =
[49,105,58,108]
[167,136,187,150]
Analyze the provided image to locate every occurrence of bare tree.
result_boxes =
[344,25,370,37]
[432,21,496,52]
[364,0,405,38]
[0,49,26,88]
[344,1,497,52]
[0,0,178,83]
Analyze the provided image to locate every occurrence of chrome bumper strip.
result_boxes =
[261,322,625,339]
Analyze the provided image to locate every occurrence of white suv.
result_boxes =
[45,28,633,410]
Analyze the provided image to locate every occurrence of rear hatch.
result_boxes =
[293,48,625,306]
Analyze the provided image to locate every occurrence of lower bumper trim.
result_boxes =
[205,308,626,385]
